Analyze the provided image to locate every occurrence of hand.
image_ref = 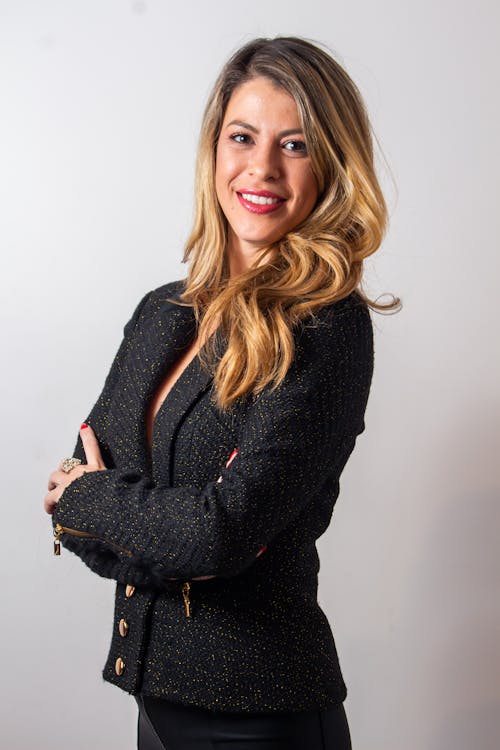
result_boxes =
[44,435,266,581]
[43,423,106,515]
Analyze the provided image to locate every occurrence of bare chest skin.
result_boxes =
[145,311,221,450]
[145,335,202,450]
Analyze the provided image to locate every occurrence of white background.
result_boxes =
[1,1,499,748]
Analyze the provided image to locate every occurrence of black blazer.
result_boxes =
[52,277,374,714]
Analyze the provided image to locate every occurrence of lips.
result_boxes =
[236,189,286,215]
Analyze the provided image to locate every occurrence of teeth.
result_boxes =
[241,193,281,205]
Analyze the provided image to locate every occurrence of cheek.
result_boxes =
[306,169,319,209]
[295,172,318,217]
[215,144,240,192]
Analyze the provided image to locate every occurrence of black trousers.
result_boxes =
[135,694,352,750]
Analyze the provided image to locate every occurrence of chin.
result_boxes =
[234,226,285,247]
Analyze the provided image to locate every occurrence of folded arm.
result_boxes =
[52,302,374,587]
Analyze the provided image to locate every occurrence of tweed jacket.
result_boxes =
[51,277,374,714]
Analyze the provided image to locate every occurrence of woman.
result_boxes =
[44,36,399,750]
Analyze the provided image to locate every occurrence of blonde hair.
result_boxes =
[167,36,401,411]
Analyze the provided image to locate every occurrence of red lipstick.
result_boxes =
[236,189,286,215]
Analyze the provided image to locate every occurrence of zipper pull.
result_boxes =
[53,523,63,556]
[182,582,191,618]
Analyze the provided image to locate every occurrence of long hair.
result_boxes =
[169,36,401,411]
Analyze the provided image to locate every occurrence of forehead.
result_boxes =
[222,76,301,126]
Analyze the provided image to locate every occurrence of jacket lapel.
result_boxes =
[110,285,223,479]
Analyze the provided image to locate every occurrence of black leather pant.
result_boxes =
[135,694,352,750]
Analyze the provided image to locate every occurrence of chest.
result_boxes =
[102,313,245,487]
[145,336,202,449]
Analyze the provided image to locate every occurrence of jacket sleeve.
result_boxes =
[70,289,153,466]
[52,301,374,586]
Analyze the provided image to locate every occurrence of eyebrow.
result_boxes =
[225,120,304,137]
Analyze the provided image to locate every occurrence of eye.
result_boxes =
[282,140,308,154]
[230,133,253,145]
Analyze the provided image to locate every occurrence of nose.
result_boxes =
[247,142,281,181]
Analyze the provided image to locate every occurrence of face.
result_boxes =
[215,76,318,270]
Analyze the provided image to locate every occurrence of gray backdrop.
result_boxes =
[1,1,499,748]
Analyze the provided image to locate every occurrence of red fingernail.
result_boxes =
[226,448,238,467]
[80,423,88,430]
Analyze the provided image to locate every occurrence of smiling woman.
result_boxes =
[215,77,319,270]
[45,35,400,750]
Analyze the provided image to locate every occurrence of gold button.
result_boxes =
[119,618,129,637]
[125,584,135,598]
[115,657,125,676]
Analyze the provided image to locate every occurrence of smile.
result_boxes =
[241,193,280,205]
[236,191,286,215]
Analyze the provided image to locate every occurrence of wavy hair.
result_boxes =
[167,36,401,411]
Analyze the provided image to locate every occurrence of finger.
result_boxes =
[44,487,61,515]
[217,447,239,484]
[48,469,68,490]
[58,457,82,472]
[80,423,105,468]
